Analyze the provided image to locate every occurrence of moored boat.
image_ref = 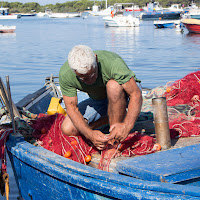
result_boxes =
[103,3,140,27]
[139,2,182,20]
[183,9,200,19]
[48,12,80,18]
[140,11,181,20]
[20,13,36,17]
[154,20,181,28]
[103,15,140,27]
[0,7,21,19]
[125,5,143,12]
[0,24,16,33]
[182,18,200,33]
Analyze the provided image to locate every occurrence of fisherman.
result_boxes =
[59,45,142,150]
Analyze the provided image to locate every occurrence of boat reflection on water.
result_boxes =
[0,32,16,38]
[187,32,200,37]
[186,32,200,44]
[104,26,140,53]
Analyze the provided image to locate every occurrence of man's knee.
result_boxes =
[106,80,125,102]
[61,117,79,136]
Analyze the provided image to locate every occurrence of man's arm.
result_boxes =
[63,95,110,150]
[122,77,142,132]
[109,77,142,142]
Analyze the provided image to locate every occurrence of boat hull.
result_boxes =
[182,19,200,33]
[0,25,16,33]
[184,23,200,33]
[6,134,200,200]
[141,11,181,20]
[154,20,180,28]
[4,79,200,199]
[154,22,174,28]
[0,14,20,19]
[103,15,140,27]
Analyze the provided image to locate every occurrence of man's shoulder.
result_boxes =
[94,50,120,57]
[59,61,71,77]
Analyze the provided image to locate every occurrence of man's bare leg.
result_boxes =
[106,80,127,125]
[61,115,80,136]
[61,115,109,136]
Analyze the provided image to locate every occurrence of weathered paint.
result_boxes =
[6,134,200,200]
[117,144,200,185]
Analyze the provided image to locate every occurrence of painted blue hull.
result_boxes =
[5,80,200,199]
[141,11,181,20]
[154,23,174,28]
[6,135,200,200]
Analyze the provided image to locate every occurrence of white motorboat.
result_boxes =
[103,3,140,27]
[67,12,81,18]
[90,5,113,16]
[165,4,183,12]
[48,12,80,18]
[0,25,16,33]
[48,13,69,18]
[183,9,200,19]
[103,14,140,27]
[0,7,21,19]
[37,8,52,17]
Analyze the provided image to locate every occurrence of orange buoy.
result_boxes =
[71,140,78,146]
[64,151,71,158]
[154,143,162,151]
[85,155,91,162]
[166,87,171,93]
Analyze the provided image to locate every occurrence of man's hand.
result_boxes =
[86,130,111,150]
[109,123,129,144]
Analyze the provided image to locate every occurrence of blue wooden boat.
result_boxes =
[153,20,181,28]
[4,76,200,199]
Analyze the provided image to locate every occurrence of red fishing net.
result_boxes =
[31,114,96,165]
[30,114,156,171]
[0,129,12,174]
[163,71,200,138]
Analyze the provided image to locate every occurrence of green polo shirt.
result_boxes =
[59,50,140,100]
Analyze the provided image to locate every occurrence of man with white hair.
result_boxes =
[59,45,142,150]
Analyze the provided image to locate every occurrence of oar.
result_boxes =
[0,77,11,115]
[5,76,17,134]
[0,77,20,118]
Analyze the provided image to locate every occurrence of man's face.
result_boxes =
[75,65,98,85]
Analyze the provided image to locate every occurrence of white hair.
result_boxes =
[68,45,97,74]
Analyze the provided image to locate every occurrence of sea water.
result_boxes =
[0,15,200,199]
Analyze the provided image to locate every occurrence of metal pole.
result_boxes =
[152,97,171,150]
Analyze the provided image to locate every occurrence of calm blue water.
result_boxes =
[0,15,200,199]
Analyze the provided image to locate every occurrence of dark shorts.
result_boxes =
[78,97,108,124]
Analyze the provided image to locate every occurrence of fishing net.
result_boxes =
[30,113,156,170]
[163,71,200,138]
[142,71,200,139]
[30,113,97,165]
